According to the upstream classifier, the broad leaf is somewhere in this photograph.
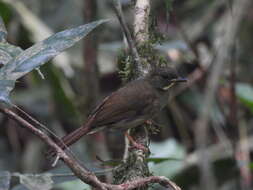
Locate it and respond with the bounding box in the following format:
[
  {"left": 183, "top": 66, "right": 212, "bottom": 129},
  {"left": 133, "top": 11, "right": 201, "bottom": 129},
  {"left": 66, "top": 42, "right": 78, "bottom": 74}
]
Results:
[
  {"left": 0, "top": 43, "right": 23, "bottom": 65},
  {"left": 147, "top": 157, "right": 182, "bottom": 164},
  {"left": 0, "top": 19, "right": 109, "bottom": 105}
]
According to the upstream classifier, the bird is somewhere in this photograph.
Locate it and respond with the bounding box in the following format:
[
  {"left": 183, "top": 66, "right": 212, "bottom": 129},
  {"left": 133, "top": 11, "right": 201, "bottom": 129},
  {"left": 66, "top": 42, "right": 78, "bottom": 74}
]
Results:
[{"left": 48, "top": 67, "right": 186, "bottom": 155}]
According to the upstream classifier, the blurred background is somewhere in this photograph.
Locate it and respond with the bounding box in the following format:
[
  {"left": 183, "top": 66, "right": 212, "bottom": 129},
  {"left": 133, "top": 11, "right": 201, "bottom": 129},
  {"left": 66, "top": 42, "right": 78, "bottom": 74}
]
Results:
[{"left": 0, "top": 0, "right": 252, "bottom": 189}]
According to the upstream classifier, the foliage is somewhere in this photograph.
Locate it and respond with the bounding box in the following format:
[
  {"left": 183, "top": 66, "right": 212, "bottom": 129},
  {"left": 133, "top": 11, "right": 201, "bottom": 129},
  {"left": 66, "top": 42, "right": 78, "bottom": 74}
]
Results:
[
  {"left": 236, "top": 83, "right": 253, "bottom": 113},
  {"left": 0, "top": 19, "right": 108, "bottom": 105}
]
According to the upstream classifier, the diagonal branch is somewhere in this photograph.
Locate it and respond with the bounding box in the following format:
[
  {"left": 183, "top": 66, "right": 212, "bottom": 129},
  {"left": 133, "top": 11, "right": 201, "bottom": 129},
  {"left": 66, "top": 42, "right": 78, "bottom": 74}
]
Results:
[
  {"left": 0, "top": 106, "right": 181, "bottom": 190},
  {"left": 0, "top": 107, "right": 106, "bottom": 190}
]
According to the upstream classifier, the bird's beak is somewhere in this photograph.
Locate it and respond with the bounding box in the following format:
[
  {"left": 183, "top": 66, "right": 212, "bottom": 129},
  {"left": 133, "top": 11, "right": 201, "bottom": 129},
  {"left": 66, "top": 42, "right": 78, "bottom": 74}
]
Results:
[{"left": 162, "top": 77, "right": 187, "bottom": 91}]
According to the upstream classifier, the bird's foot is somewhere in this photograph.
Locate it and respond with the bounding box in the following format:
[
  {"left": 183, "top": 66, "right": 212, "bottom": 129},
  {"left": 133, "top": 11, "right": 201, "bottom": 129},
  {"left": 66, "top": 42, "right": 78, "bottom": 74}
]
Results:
[
  {"left": 125, "top": 132, "right": 149, "bottom": 153},
  {"left": 128, "top": 143, "right": 149, "bottom": 152}
]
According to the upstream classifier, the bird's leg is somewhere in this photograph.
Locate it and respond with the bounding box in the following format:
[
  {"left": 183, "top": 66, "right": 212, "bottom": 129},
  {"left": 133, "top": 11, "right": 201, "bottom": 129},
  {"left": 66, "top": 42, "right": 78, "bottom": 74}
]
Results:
[{"left": 125, "top": 131, "right": 149, "bottom": 152}]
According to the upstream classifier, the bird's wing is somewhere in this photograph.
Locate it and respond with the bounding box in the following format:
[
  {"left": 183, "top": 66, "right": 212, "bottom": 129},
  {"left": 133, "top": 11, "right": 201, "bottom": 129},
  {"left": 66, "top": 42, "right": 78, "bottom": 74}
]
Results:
[{"left": 88, "top": 80, "right": 157, "bottom": 130}]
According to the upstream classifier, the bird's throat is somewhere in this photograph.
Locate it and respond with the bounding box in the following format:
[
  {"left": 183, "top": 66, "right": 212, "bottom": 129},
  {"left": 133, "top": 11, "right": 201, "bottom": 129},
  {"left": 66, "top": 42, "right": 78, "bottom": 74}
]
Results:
[{"left": 162, "top": 83, "right": 175, "bottom": 91}]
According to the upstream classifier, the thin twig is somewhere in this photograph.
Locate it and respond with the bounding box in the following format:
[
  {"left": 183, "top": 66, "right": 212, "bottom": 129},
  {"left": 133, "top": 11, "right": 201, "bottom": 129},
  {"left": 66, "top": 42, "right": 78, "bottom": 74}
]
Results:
[
  {"left": 112, "top": 0, "right": 141, "bottom": 66},
  {"left": 104, "top": 176, "right": 181, "bottom": 190},
  {"left": 12, "top": 104, "right": 78, "bottom": 161}
]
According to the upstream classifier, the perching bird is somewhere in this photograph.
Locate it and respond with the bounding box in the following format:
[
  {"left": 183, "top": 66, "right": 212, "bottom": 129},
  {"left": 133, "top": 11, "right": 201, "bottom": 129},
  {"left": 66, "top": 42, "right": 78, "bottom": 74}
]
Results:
[{"left": 49, "top": 67, "right": 186, "bottom": 154}]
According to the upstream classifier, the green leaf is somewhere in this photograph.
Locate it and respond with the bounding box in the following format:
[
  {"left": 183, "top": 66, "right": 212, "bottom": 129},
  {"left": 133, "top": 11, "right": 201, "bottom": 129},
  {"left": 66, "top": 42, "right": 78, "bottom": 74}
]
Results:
[
  {"left": 250, "top": 162, "right": 253, "bottom": 170},
  {"left": 236, "top": 83, "right": 253, "bottom": 113},
  {"left": 149, "top": 139, "right": 185, "bottom": 177},
  {"left": 0, "top": 19, "right": 109, "bottom": 105},
  {"left": 147, "top": 157, "right": 182, "bottom": 164},
  {"left": 164, "top": 0, "right": 174, "bottom": 12}
]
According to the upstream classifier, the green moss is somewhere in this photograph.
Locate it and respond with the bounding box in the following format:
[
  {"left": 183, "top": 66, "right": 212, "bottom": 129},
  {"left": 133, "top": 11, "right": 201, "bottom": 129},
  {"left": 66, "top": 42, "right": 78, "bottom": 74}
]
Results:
[
  {"left": 149, "top": 15, "right": 166, "bottom": 45},
  {"left": 117, "top": 12, "right": 172, "bottom": 82},
  {"left": 117, "top": 51, "right": 135, "bottom": 83},
  {"left": 117, "top": 42, "right": 170, "bottom": 82}
]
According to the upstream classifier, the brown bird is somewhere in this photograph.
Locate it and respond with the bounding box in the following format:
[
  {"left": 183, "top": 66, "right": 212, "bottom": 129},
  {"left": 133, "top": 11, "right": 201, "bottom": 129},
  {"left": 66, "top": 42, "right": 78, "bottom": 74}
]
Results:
[{"left": 49, "top": 67, "right": 186, "bottom": 154}]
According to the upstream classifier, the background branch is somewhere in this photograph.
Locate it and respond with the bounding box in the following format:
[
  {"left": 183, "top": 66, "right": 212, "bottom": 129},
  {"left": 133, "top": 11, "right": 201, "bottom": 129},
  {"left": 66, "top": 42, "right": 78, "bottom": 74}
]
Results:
[
  {"left": 194, "top": 0, "right": 252, "bottom": 189},
  {"left": 112, "top": 0, "right": 141, "bottom": 69}
]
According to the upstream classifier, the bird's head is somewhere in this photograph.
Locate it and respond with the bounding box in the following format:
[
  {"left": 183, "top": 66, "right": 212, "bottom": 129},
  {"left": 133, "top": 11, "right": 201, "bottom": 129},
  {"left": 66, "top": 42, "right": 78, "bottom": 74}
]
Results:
[{"left": 148, "top": 67, "right": 187, "bottom": 91}]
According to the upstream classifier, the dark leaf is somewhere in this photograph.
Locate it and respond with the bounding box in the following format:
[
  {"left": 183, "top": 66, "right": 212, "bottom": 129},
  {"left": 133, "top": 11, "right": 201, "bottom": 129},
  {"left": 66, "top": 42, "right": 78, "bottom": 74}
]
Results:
[{"left": 147, "top": 157, "right": 182, "bottom": 164}]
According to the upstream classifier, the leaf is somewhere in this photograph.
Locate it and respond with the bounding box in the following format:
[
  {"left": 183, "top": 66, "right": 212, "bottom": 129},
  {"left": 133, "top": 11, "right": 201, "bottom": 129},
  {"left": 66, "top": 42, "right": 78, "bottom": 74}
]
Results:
[
  {"left": 147, "top": 157, "right": 182, "bottom": 164},
  {"left": 149, "top": 139, "right": 185, "bottom": 177},
  {"left": 0, "top": 171, "right": 11, "bottom": 190},
  {"left": 0, "top": 19, "right": 108, "bottom": 80},
  {"left": 0, "top": 43, "right": 23, "bottom": 104},
  {"left": 19, "top": 173, "right": 53, "bottom": 190},
  {"left": 0, "top": 80, "right": 15, "bottom": 105},
  {"left": 0, "top": 16, "right": 7, "bottom": 42},
  {"left": 236, "top": 83, "right": 253, "bottom": 113},
  {"left": 55, "top": 179, "right": 91, "bottom": 190},
  {"left": 95, "top": 155, "right": 123, "bottom": 167},
  {"left": 0, "top": 19, "right": 109, "bottom": 105},
  {"left": 0, "top": 43, "right": 23, "bottom": 65},
  {"left": 250, "top": 162, "right": 253, "bottom": 170}
]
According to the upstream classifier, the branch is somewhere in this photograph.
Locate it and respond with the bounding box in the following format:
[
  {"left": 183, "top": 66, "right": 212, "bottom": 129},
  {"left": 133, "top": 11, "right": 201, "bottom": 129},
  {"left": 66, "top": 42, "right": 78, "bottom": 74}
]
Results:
[
  {"left": 134, "top": 0, "right": 150, "bottom": 44},
  {"left": 0, "top": 106, "right": 181, "bottom": 190},
  {"left": 104, "top": 176, "right": 181, "bottom": 190},
  {"left": 111, "top": 0, "right": 157, "bottom": 189},
  {"left": 0, "top": 107, "right": 106, "bottom": 190},
  {"left": 194, "top": 0, "right": 252, "bottom": 189},
  {"left": 112, "top": 0, "right": 141, "bottom": 67}
]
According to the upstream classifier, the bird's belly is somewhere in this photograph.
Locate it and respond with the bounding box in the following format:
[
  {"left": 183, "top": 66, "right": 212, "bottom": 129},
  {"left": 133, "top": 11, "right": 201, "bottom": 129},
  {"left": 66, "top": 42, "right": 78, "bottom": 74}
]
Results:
[{"left": 109, "top": 117, "right": 146, "bottom": 131}]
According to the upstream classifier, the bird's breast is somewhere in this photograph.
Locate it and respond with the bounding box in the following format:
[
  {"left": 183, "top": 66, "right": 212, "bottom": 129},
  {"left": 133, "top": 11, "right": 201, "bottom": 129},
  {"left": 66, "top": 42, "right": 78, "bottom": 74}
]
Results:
[{"left": 109, "top": 117, "right": 147, "bottom": 131}]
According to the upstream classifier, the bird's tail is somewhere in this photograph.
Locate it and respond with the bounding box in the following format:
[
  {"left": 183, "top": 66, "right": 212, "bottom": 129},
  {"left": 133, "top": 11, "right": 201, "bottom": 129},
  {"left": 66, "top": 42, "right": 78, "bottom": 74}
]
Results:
[
  {"left": 60, "top": 125, "right": 90, "bottom": 148},
  {"left": 46, "top": 119, "right": 93, "bottom": 157}
]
